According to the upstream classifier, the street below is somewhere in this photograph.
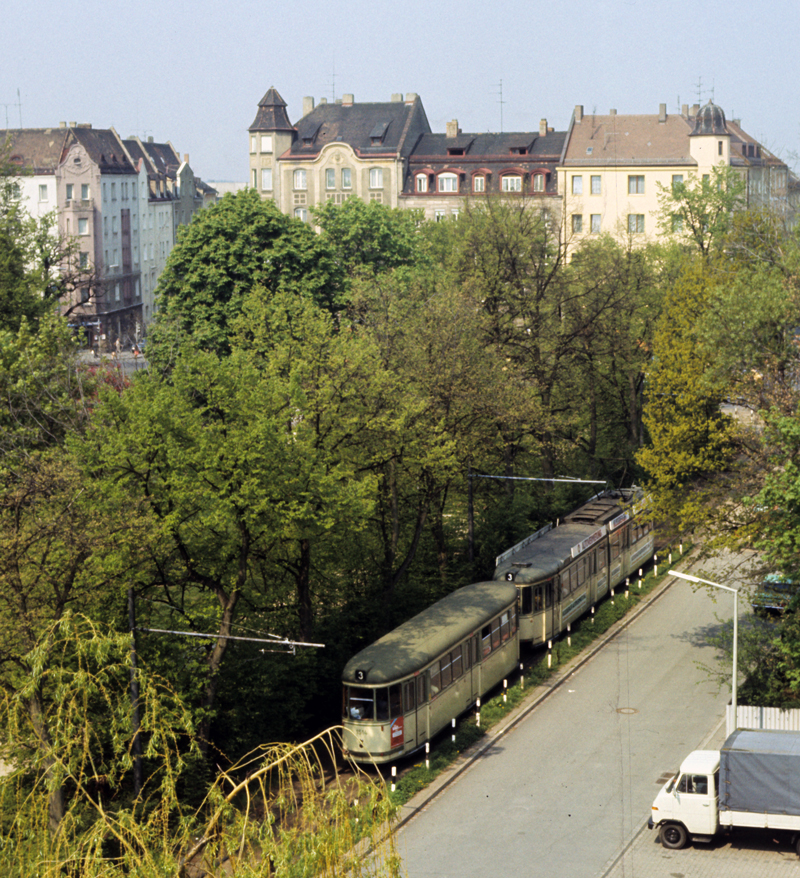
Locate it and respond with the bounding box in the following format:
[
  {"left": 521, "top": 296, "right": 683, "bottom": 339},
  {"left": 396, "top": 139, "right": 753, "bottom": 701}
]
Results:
[{"left": 397, "top": 554, "right": 752, "bottom": 878}]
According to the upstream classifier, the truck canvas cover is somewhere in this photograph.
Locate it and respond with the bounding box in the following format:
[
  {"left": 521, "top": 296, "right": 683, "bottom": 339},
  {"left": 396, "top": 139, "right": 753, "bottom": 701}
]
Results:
[{"left": 720, "top": 729, "right": 800, "bottom": 814}]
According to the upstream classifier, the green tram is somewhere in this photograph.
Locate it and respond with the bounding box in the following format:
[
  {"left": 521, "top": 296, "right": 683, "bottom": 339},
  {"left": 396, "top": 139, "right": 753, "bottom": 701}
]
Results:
[
  {"left": 493, "top": 488, "right": 654, "bottom": 646},
  {"left": 342, "top": 581, "right": 519, "bottom": 764}
]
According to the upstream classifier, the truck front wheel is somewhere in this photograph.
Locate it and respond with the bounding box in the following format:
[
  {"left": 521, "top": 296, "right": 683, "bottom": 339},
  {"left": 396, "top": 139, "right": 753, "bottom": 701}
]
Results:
[{"left": 660, "top": 823, "right": 688, "bottom": 850}]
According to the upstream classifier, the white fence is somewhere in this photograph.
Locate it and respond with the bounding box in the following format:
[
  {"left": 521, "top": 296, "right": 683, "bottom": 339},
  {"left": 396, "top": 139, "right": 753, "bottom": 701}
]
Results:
[{"left": 726, "top": 705, "right": 800, "bottom": 737}]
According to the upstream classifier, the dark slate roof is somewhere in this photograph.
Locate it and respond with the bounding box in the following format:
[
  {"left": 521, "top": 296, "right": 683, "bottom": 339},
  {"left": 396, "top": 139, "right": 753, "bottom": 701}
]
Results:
[
  {"left": 341, "top": 581, "right": 518, "bottom": 685},
  {"left": 121, "top": 138, "right": 153, "bottom": 174},
  {"left": 141, "top": 141, "right": 180, "bottom": 178},
  {"left": 403, "top": 130, "right": 566, "bottom": 196},
  {"left": 0, "top": 128, "right": 68, "bottom": 175},
  {"left": 249, "top": 87, "right": 295, "bottom": 133},
  {"left": 66, "top": 127, "right": 137, "bottom": 174},
  {"left": 287, "top": 96, "right": 430, "bottom": 159}
]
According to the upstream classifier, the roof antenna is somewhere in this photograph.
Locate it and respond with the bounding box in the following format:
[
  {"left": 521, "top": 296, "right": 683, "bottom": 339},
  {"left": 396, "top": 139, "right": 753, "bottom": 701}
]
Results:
[
  {"left": 330, "top": 52, "right": 337, "bottom": 103},
  {"left": 494, "top": 79, "right": 505, "bottom": 133}
]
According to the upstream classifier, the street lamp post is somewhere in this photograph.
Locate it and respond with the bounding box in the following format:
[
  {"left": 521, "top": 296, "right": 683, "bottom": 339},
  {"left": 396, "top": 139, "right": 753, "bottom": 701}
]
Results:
[{"left": 669, "top": 569, "right": 739, "bottom": 730}]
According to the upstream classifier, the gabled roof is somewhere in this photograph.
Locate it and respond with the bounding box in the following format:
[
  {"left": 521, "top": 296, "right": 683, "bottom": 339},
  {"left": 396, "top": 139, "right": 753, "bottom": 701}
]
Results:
[
  {"left": 286, "top": 96, "right": 430, "bottom": 159},
  {"left": 0, "top": 128, "right": 68, "bottom": 175},
  {"left": 409, "top": 130, "right": 565, "bottom": 161},
  {"left": 66, "top": 127, "right": 137, "bottom": 174},
  {"left": 249, "top": 87, "right": 295, "bottom": 133},
  {"left": 563, "top": 112, "right": 694, "bottom": 167}
]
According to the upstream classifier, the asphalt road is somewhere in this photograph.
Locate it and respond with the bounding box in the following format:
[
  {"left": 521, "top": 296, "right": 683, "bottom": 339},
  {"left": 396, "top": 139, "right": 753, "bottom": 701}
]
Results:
[{"left": 397, "top": 557, "right": 751, "bottom": 878}]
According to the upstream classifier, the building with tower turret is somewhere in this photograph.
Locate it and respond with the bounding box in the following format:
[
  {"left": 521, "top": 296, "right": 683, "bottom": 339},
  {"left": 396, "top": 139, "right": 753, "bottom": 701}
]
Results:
[{"left": 559, "top": 100, "right": 797, "bottom": 250}]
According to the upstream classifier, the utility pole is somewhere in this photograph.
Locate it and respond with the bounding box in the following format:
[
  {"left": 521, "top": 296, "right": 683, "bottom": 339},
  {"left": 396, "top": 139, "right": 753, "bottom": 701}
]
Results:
[{"left": 128, "top": 589, "right": 143, "bottom": 798}]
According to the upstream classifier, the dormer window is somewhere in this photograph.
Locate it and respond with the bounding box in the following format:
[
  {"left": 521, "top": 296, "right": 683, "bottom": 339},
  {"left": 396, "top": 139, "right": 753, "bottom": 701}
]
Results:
[
  {"left": 415, "top": 174, "right": 428, "bottom": 193},
  {"left": 370, "top": 121, "right": 390, "bottom": 145},
  {"left": 473, "top": 175, "right": 485, "bottom": 193},
  {"left": 447, "top": 147, "right": 465, "bottom": 156},
  {"left": 501, "top": 175, "right": 522, "bottom": 192},
  {"left": 438, "top": 172, "right": 458, "bottom": 193},
  {"left": 533, "top": 174, "right": 545, "bottom": 193},
  {"left": 510, "top": 147, "right": 528, "bottom": 155}
]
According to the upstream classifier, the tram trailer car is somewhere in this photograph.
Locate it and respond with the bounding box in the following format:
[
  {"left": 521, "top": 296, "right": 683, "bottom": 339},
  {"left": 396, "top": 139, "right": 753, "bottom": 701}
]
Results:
[
  {"left": 342, "top": 581, "right": 519, "bottom": 764},
  {"left": 494, "top": 488, "right": 653, "bottom": 646}
]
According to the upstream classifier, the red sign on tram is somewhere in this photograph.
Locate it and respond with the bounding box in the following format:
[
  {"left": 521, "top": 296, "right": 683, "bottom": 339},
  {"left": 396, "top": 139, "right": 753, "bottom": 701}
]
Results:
[{"left": 390, "top": 716, "right": 404, "bottom": 748}]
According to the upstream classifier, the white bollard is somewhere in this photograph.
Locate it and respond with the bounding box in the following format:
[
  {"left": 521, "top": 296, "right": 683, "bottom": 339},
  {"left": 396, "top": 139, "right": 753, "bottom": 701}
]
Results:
[
  {"left": 391, "top": 766, "right": 396, "bottom": 792},
  {"left": 591, "top": 605, "right": 595, "bottom": 624},
  {"left": 567, "top": 622, "right": 571, "bottom": 647},
  {"left": 476, "top": 698, "right": 481, "bottom": 728},
  {"left": 451, "top": 717, "right": 456, "bottom": 742},
  {"left": 520, "top": 662, "right": 524, "bottom": 689},
  {"left": 425, "top": 742, "right": 430, "bottom": 769},
  {"left": 503, "top": 679, "right": 508, "bottom": 703}
]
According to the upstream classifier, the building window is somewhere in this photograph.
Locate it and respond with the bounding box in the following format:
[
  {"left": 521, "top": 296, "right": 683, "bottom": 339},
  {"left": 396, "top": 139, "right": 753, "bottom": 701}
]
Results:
[
  {"left": 79, "top": 252, "right": 88, "bottom": 269},
  {"left": 111, "top": 182, "right": 116, "bottom": 201},
  {"left": 369, "top": 192, "right": 383, "bottom": 203},
  {"left": 66, "top": 183, "right": 74, "bottom": 201},
  {"left": 671, "top": 214, "right": 683, "bottom": 233},
  {"left": 369, "top": 168, "right": 383, "bottom": 189},
  {"left": 294, "top": 208, "right": 308, "bottom": 222},
  {"left": 590, "top": 214, "right": 601, "bottom": 233},
  {"left": 78, "top": 218, "right": 89, "bottom": 236},
  {"left": 115, "top": 284, "right": 120, "bottom": 302},
  {"left": 628, "top": 214, "right": 645, "bottom": 234},
  {"left": 293, "top": 169, "right": 307, "bottom": 190},
  {"left": 112, "top": 249, "right": 118, "bottom": 266},
  {"left": 572, "top": 214, "right": 583, "bottom": 233},
  {"left": 252, "top": 168, "right": 257, "bottom": 188},
  {"left": 261, "top": 167, "right": 273, "bottom": 191},
  {"left": 38, "top": 184, "right": 48, "bottom": 201},
  {"left": 415, "top": 174, "right": 428, "bottom": 193},
  {"left": 342, "top": 168, "right": 352, "bottom": 189},
  {"left": 702, "top": 174, "right": 710, "bottom": 185},
  {"left": 590, "top": 175, "right": 601, "bottom": 195},
  {"left": 628, "top": 175, "right": 645, "bottom": 194},
  {"left": 250, "top": 135, "right": 256, "bottom": 153},
  {"left": 473, "top": 175, "right": 485, "bottom": 193},
  {"left": 435, "top": 209, "right": 446, "bottom": 221},
  {"left": 81, "top": 183, "right": 90, "bottom": 200},
  {"left": 718, "top": 140, "right": 723, "bottom": 156},
  {"left": 112, "top": 216, "right": 118, "bottom": 234},
  {"left": 533, "top": 174, "right": 544, "bottom": 193},
  {"left": 261, "top": 134, "right": 273, "bottom": 153},
  {"left": 502, "top": 175, "right": 522, "bottom": 192},
  {"left": 672, "top": 174, "right": 684, "bottom": 189},
  {"left": 571, "top": 175, "right": 583, "bottom": 195},
  {"left": 326, "top": 168, "right": 336, "bottom": 190},
  {"left": 438, "top": 172, "right": 458, "bottom": 193}
]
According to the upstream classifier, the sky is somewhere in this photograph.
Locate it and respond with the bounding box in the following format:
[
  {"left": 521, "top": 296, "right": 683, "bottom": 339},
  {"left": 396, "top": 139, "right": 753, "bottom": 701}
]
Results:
[{"left": 4, "top": 0, "right": 799, "bottom": 183}]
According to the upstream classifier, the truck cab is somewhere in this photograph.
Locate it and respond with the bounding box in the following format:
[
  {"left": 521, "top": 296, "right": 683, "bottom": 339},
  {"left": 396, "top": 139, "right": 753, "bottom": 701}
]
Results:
[{"left": 650, "top": 750, "right": 720, "bottom": 848}]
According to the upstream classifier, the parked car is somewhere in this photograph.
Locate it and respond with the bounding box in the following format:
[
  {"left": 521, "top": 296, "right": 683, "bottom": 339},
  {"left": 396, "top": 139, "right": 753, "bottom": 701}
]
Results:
[{"left": 752, "top": 573, "right": 799, "bottom": 615}]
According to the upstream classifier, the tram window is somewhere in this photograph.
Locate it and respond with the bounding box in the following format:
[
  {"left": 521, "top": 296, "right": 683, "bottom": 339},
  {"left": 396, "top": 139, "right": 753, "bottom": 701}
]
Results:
[
  {"left": 578, "top": 558, "right": 587, "bottom": 585},
  {"left": 463, "top": 641, "right": 471, "bottom": 671},
  {"left": 610, "top": 533, "right": 621, "bottom": 560},
  {"left": 417, "top": 674, "right": 427, "bottom": 704},
  {"left": 521, "top": 585, "right": 532, "bottom": 615},
  {"left": 389, "top": 684, "right": 402, "bottom": 718},
  {"left": 491, "top": 618, "right": 501, "bottom": 649},
  {"left": 452, "top": 649, "right": 463, "bottom": 680},
  {"left": 441, "top": 655, "right": 453, "bottom": 688},
  {"left": 376, "top": 688, "right": 390, "bottom": 721},
  {"left": 430, "top": 662, "right": 441, "bottom": 696},
  {"left": 511, "top": 606, "right": 517, "bottom": 633},
  {"left": 545, "top": 581, "right": 554, "bottom": 608},
  {"left": 346, "top": 687, "right": 374, "bottom": 721},
  {"left": 481, "top": 625, "right": 492, "bottom": 657},
  {"left": 500, "top": 611, "right": 510, "bottom": 642},
  {"left": 532, "top": 586, "right": 543, "bottom": 612},
  {"left": 596, "top": 547, "right": 606, "bottom": 571},
  {"left": 404, "top": 680, "right": 415, "bottom": 713}
]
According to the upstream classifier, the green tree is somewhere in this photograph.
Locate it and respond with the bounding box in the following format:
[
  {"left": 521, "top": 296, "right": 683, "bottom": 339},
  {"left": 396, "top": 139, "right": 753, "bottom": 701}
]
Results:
[
  {"left": 637, "top": 259, "right": 735, "bottom": 532},
  {"left": 149, "top": 189, "right": 345, "bottom": 358},
  {"left": 656, "top": 165, "right": 747, "bottom": 259}
]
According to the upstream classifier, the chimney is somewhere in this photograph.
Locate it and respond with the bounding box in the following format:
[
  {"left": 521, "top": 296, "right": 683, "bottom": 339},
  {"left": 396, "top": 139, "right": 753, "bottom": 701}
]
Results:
[
  {"left": 59, "top": 121, "right": 67, "bottom": 128},
  {"left": 302, "top": 96, "right": 315, "bottom": 116},
  {"left": 682, "top": 104, "right": 689, "bottom": 117},
  {"left": 319, "top": 97, "right": 327, "bottom": 105},
  {"left": 405, "top": 92, "right": 418, "bottom": 104},
  {"left": 610, "top": 109, "right": 617, "bottom": 115},
  {"left": 147, "top": 136, "right": 154, "bottom": 143},
  {"left": 691, "top": 104, "right": 700, "bottom": 116},
  {"left": 659, "top": 103, "right": 667, "bottom": 123},
  {"left": 574, "top": 105, "right": 584, "bottom": 123},
  {"left": 539, "top": 118, "right": 548, "bottom": 137},
  {"left": 446, "top": 119, "right": 459, "bottom": 138},
  {"left": 391, "top": 93, "right": 402, "bottom": 102},
  {"left": 69, "top": 121, "right": 77, "bottom": 127},
  {"left": 342, "top": 93, "right": 354, "bottom": 105},
  {"left": 184, "top": 153, "right": 189, "bottom": 164}
]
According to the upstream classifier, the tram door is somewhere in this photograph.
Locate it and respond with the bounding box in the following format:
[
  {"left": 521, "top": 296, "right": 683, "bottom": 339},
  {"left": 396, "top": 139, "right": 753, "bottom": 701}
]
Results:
[
  {"left": 522, "top": 580, "right": 555, "bottom": 644},
  {"left": 402, "top": 679, "right": 418, "bottom": 751}
]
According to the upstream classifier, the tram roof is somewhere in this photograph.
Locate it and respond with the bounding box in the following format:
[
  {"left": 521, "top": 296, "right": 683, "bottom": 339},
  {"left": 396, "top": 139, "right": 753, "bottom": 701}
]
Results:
[
  {"left": 494, "top": 522, "right": 602, "bottom": 582},
  {"left": 342, "top": 581, "right": 518, "bottom": 686}
]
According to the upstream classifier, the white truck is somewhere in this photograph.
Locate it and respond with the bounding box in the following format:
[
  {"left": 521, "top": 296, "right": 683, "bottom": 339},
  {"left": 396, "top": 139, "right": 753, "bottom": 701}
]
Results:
[{"left": 649, "top": 729, "right": 800, "bottom": 855}]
